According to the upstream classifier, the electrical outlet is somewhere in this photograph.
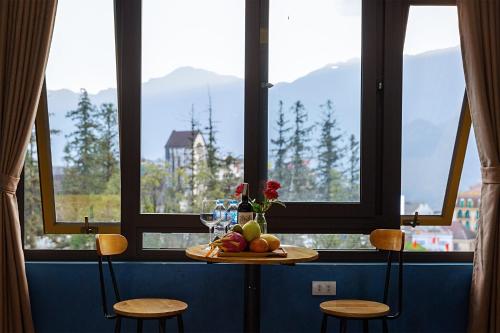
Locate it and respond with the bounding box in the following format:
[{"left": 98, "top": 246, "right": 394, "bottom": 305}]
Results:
[{"left": 312, "top": 281, "right": 336, "bottom": 296}]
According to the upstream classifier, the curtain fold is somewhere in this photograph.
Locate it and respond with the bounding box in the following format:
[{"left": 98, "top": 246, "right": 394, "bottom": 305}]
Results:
[
  {"left": 457, "top": 1, "right": 500, "bottom": 332},
  {"left": 0, "top": 1, "right": 57, "bottom": 332}
]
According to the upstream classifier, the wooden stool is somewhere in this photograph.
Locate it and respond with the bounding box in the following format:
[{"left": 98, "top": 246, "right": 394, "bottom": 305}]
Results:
[
  {"left": 319, "top": 229, "right": 405, "bottom": 333},
  {"left": 96, "top": 234, "right": 188, "bottom": 333}
]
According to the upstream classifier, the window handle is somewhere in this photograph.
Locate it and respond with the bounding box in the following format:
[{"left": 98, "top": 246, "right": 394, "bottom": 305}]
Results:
[
  {"left": 261, "top": 82, "right": 274, "bottom": 89},
  {"left": 402, "top": 212, "right": 419, "bottom": 228},
  {"left": 81, "top": 216, "right": 98, "bottom": 234}
]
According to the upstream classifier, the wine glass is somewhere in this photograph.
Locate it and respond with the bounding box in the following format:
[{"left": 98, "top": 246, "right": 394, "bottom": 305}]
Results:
[{"left": 200, "top": 199, "right": 222, "bottom": 245}]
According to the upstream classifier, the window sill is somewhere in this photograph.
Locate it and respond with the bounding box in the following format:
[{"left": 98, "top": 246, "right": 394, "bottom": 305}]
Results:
[{"left": 24, "top": 248, "right": 473, "bottom": 263}]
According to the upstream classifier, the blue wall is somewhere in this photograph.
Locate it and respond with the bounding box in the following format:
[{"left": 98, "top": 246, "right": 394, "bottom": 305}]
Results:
[{"left": 27, "top": 262, "right": 471, "bottom": 333}]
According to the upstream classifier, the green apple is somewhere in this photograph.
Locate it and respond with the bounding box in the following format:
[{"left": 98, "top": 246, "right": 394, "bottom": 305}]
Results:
[{"left": 242, "top": 220, "right": 261, "bottom": 242}]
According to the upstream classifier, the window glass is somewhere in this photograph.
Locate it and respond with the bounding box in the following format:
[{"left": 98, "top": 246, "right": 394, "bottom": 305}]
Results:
[
  {"left": 143, "top": 233, "right": 372, "bottom": 250},
  {"left": 403, "top": 128, "right": 480, "bottom": 252},
  {"left": 401, "top": 6, "right": 464, "bottom": 215},
  {"left": 24, "top": 129, "right": 96, "bottom": 250},
  {"left": 140, "top": 0, "right": 244, "bottom": 214},
  {"left": 44, "top": 0, "right": 120, "bottom": 223},
  {"left": 268, "top": 0, "right": 361, "bottom": 202}
]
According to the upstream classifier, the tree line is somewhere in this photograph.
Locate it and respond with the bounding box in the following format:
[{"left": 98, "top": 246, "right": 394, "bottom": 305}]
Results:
[
  {"left": 23, "top": 89, "right": 360, "bottom": 249},
  {"left": 270, "top": 99, "right": 360, "bottom": 202},
  {"left": 62, "top": 89, "right": 120, "bottom": 196}
]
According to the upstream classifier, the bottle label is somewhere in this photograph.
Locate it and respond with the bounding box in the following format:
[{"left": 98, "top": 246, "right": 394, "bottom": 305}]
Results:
[{"left": 238, "top": 212, "right": 253, "bottom": 226}]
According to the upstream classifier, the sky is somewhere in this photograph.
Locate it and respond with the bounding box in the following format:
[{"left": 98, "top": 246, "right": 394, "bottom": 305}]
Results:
[{"left": 46, "top": 0, "right": 461, "bottom": 94}]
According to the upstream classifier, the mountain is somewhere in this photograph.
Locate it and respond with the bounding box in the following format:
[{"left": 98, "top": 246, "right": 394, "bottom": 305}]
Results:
[{"left": 46, "top": 46, "right": 480, "bottom": 209}]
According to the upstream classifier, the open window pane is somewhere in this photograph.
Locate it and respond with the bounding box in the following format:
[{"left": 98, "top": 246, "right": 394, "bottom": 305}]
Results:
[
  {"left": 267, "top": 0, "right": 362, "bottom": 202},
  {"left": 401, "top": 6, "right": 465, "bottom": 215},
  {"left": 403, "top": 128, "right": 480, "bottom": 252},
  {"left": 44, "top": 0, "right": 120, "bottom": 223},
  {"left": 140, "top": 0, "right": 245, "bottom": 214},
  {"left": 24, "top": 129, "right": 96, "bottom": 250}
]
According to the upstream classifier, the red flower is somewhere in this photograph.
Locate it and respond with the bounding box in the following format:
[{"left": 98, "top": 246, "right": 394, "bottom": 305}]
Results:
[
  {"left": 266, "top": 180, "right": 281, "bottom": 190},
  {"left": 235, "top": 183, "right": 244, "bottom": 197},
  {"left": 264, "top": 188, "right": 279, "bottom": 200}
]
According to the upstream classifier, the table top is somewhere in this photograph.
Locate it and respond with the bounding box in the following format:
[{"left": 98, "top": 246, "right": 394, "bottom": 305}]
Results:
[{"left": 185, "top": 244, "right": 319, "bottom": 265}]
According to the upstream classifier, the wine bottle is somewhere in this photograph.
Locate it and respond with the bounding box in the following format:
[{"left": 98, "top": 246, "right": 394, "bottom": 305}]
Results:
[{"left": 238, "top": 183, "right": 253, "bottom": 226}]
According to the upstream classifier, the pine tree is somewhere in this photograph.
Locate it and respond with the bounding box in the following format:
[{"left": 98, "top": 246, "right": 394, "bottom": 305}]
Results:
[
  {"left": 270, "top": 100, "right": 291, "bottom": 185},
  {"left": 346, "top": 134, "right": 360, "bottom": 201},
  {"left": 96, "top": 103, "right": 119, "bottom": 184},
  {"left": 62, "top": 89, "right": 102, "bottom": 194},
  {"left": 187, "top": 104, "right": 199, "bottom": 209},
  {"left": 204, "top": 90, "right": 220, "bottom": 194},
  {"left": 205, "top": 91, "right": 218, "bottom": 174},
  {"left": 220, "top": 154, "right": 240, "bottom": 196},
  {"left": 288, "top": 100, "right": 315, "bottom": 200},
  {"left": 316, "top": 100, "right": 343, "bottom": 201}
]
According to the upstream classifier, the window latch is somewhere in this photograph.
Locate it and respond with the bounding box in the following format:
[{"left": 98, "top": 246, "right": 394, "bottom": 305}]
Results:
[
  {"left": 81, "top": 216, "right": 98, "bottom": 234},
  {"left": 261, "top": 82, "right": 274, "bottom": 89},
  {"left": 402, "top": 212, "right": 419, "bottom": 228}
]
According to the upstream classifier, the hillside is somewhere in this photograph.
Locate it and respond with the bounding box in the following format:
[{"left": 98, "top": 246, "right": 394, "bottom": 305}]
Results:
[{"left": 46, "top": 46, "right": 479, "bottom": 208}]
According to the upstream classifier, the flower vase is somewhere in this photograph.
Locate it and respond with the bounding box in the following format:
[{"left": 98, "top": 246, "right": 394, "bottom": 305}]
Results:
[{"left": 255, "top": 213, "right": 267, "bottom": 234}]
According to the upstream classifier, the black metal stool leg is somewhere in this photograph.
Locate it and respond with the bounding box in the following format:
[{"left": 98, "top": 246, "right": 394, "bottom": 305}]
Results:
[
  {"left": 320, "top": 314, "right": 328, "bottom": 333},
  {"left": 136, "top": 319, "right": 143, "bottom": 333},
  {"left": 382, "top": 318, "right": 388, "bottom": 333},
  {"left": 177, "top": 314, "right": 184, "bottom": 333},
  {"left": 114, "top": 316, "right": 121, "bottom": 333},
  {"left": 159, "top": 318, "right": 166, "bottom": 333},
  {"left": 363, "top": 319, "right": 369, "bottom": 333},
  {"left": 339, "top": 319, "right": 347, "bottom": 333}
]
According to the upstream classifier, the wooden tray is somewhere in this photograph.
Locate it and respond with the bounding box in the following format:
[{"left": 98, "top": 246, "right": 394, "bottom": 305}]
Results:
[{"left": 216, "top": 247, "right": 288, "bottom": 258}]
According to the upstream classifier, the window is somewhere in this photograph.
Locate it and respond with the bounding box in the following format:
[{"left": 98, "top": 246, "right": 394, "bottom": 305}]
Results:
[
  {"left": 268, "top": 0, "right": 361, "bottom": 203},
  {"left": 401, "top": 5, "right": 465, "bottom": 219},
  {"left": 139, "top": 0, "right": 245, "bottom": 215},
  {"left": 24, "top": 0, "right": 476, "bottom": 258},
  {"left": 26, "top": 0, "right": 120, "bottom": 242}
]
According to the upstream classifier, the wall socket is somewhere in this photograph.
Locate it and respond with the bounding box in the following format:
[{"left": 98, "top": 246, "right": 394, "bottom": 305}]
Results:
[{"left": 312, "top": 281, "right": 336, "bottom": 296}]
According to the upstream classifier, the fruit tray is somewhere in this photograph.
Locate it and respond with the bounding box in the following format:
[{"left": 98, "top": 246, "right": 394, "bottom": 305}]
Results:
[{"left": 216, "top": 247, "right": 288, "bottom": 258}]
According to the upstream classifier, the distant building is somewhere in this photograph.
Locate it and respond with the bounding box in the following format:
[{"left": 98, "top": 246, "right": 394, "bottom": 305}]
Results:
[
  {"left": 404, "top": 226, "right": 453, "bottom": 251},
  {"left": 450, "top": 221, "right": 476, "bottom": 251},
  {"left": 164, "top": 130, "right": 206, "bottom": 173},
  {"left": 453, "top": 183, "right": 481, "bottom": 232}
]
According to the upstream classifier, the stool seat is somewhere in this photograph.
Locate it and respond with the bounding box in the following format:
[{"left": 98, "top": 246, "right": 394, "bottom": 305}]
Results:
[
  {"left": 320, "top": 299, "right": 390, "bottom": 318},
  {"left": 113, "top": 298, "right": 188, "bottom": 318}
]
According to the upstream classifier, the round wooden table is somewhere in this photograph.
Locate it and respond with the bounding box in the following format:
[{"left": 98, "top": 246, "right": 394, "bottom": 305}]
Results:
[{"left": 186, "top": 245, "right": 318, "bottom": 333}]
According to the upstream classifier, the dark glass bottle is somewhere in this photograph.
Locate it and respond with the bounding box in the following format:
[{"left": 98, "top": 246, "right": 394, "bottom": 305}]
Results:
[{"left": 237, "top": 183, "right": 253, "bottom": 226}]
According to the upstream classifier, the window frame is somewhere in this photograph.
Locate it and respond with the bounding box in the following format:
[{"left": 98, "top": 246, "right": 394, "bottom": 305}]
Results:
[
  {"left": 400, "top": 0, "right": 473, "bottom": 227},
  {"left": 35, "top": 82, "right": 120, "bottom": 234},
  {"left": 22, "top": 0, "right": 475, "bottom": 261}
]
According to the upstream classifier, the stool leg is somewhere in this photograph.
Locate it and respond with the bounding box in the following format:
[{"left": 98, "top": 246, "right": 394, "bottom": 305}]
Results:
[
  {"left": 363, "top": 319, "right": 369, "bottom": 333},
  {"left": 320, "top": 314, "right": 328, "bottom": 333},
  {"left": 114, "top": 316, "right": 121, "bottom": 333},
  {"left": 177, "top": 314, "right": 184, "bottom": 333},
  {"left": 159, "top": 318, "right": 166, "bottom": 333},
  {"left": 382, "top": 318, "right": 388, "bottom": 333},
  {"left": 339, "top": 319, "right": 347, "bottom": 333},
  {"left": 136, "top": 319, "right": 143, "bottom": 333}
]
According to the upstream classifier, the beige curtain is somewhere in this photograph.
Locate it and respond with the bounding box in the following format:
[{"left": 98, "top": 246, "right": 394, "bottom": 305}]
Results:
[
  {"left": 0, "top": 1, "right": 57, "bottom": 332},
  {"left": 457, "top": 1, "right": 500, "bottom": 332}
]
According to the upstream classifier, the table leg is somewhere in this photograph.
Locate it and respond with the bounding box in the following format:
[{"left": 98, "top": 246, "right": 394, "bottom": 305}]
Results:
[{"left": 244, "top": 264, "right": 261, "bottom": 333}]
